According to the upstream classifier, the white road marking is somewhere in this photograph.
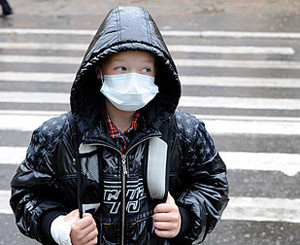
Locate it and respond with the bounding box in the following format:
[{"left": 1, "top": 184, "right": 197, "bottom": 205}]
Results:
[
  {"left": 0, "top": 114, "right": 53, "bottom": 131},
  {"left": 221, "top": 197, "right": 300, "bottom": 223},
  {"left": 0, "top": 190, "right": 12, "bottom": 214},
  {"left": 0, "top": 55, "right": 80, "bottom": 64},
  {"left": 2, "top": 55, "right": 300, "bottom": 69},
  {"left": 2, "top": 112, "right": 299, "bottom": 135},
  {"left": 0, "top": 147, "right": 27, "bottom": 164},
  {"left": 179, "top": 96, "right": 300, "bottom": 110},
  {"left": 1, "top": 146, "right": 299, "bottom": 176},
  {"left": 0, "top": 91, "right": 69, "bottom": 104},
  {"left": 3, "top": 110, "right": 299, "bottom": 122},
  {"left": 1, "top": 189, "right": 299, "bottom": 223},
  {"left": 1, "top": 28, "right": 300, "bottom": 39},
  {"left": 1, "top": 92, "right": 300, "bottom": 110},
  {"left": 195, "top": 114, "right": 300, "bottom": 122},
  {"left": 202, "top": 118, "right": 300, "bottom": 136},
  {"left": 197, "top": 31, "right": 300, "bottom": 39},
  {"left": 0, "top": 90, "right": 298, "bottom": 112},
  {"left": 1, "top": 72, "right": 300, "bottom": 89},
  {"left": 175, "top": 59, "right": 300, "bottom": 69},
  {"left": 0, "top": 28, "right": 96, "bottom": 35},
  {"left": 0, "top": 42, "right": 88, "bottom": 51},
  {"left": 169, "top": 45, "right": 295, "bottom": 55},
  {"left": 0, "top": 110, "right": 65, "bottom": 116},
  {"left": 0, "top": 42, "right": 295, "bottom": 55},
  {"left": 0, "top": 72, "right": 75, "bottom": 82},
  {"left": 219, "top": 152, "right": 300, "bottom": 176},
  {"left": 1, "top": 113, "right": 300, "bottom": 135},
  {"left": 180, "top": 76, "right": 300, "bottom": 88},
  {"left": 163, "top": 31, "right": 300, "bottom": 39}
]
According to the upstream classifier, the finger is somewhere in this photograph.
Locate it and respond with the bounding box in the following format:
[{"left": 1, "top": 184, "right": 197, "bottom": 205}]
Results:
[
  {"left": 71, "top": 221, "right": 97, "bottom": 244},
  {"left": 166, "top": 192, "right": 175, "bottom": 204},
  {"left": 86, "top": 235, "right": 98, "bottom": 245},
  {"left": 79, "top": 226, "right": 98, "bottom": 244},
  {"left": 72, "top": 213, "right": 95, "bottom": 231},
  {"left": 153, "top": 213, "right": 174, "bottom": 222},
  {"left": 154, "top": 203, "right": 173, "bottom": 214},
  {"left": 80, "top": 214, "right": 97, "bottom": 232},
  {"left": 65, "top": 209, "right": 79, "bottom": 222},
  {"left": 155, "top": 228, "right": 177, "bottom": 238},
  {"left": 154, "top": 221, "right": 176, "bottom": 230}
]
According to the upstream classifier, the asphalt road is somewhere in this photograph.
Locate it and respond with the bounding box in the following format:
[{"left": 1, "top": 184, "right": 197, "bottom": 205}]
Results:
[{"left": 0, "top": 0, "right": 300, "bottom": 244}]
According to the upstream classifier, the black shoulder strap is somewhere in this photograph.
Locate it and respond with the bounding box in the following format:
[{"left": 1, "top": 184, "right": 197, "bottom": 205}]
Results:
[
  {"left": 67, "top": 111, "right": 83, "bottom": 218},
  {"left": 163, "top": 115, "right": 174, "bottom": 201}
]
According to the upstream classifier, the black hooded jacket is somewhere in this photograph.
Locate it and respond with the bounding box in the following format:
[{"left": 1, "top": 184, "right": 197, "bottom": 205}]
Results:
[{"left": 10, "top": 6, "right": 229, "bottom": 245}]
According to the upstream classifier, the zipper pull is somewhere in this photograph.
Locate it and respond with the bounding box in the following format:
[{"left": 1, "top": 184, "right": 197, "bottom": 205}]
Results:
[{"left": 121, "top": 154, "right": 127, "bottom": 175}]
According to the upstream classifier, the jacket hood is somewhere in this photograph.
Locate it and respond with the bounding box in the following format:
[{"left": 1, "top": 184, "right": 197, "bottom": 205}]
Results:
[{"left": 71, "top": 6, "right": 181, "bottom": 134}]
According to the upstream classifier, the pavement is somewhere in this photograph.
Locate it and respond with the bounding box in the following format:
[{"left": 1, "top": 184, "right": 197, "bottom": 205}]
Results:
[{"left": 0, "top": 0, "right": 300, "bottom": 244}]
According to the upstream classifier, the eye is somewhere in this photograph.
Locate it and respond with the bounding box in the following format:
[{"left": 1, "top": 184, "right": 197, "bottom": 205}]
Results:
[
  {"left": 115, "top": 66, "right": 127, "bottom": 72},
  {"left": 141, "top": 67, "right": 151, "bottom": 73}
]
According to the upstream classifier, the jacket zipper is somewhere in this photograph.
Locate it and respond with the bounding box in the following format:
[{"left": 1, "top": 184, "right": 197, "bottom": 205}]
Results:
[
  {"left": 121, "top": 154, "right": 127, "bottom": 245},
  {"left": 85, "top": 135, "right": 159, "bottom": 245}
]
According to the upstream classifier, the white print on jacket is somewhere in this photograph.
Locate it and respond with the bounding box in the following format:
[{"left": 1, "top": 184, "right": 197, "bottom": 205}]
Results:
[{"left": 103, "top": 178, "right": 146, "bottom": 214}]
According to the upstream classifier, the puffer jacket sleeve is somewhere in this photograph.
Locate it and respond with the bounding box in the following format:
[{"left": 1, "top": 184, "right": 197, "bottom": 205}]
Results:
[
  {"left": 173, "top": 112, "right": 229, "bottom": 244},
  {"left": 10, "top": 115, "right": 70, "bottom": 244}
]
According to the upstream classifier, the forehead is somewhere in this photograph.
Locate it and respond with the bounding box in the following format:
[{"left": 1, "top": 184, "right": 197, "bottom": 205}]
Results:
[{"left": 104, "top": 50, "right": 155, "bottom": 64}]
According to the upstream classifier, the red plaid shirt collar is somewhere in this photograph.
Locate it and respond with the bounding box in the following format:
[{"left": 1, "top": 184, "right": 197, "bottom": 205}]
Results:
[{"left": 103, "top": 104, "right": 140, "bottom": 153}]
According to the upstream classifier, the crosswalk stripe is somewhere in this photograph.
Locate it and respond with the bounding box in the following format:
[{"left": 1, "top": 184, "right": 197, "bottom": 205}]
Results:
[
  {"left": 175, "top": 59, "right": 300, "bottom": 69},
  {"left": 1, "top": 92, "right": 300, "bottom": 110},
  {"left": 201, "top": 117, "right": 300, "bottom": 136},
  {"left": 1, "top": 146, "right": 299, "bottom": 176},
  {"left": 0, "top": 42, "right": 88, "bottom": 51},
  {"left": 1, "top": 28, "right": 300, "bottom": 39},
  {"left": 196, "top": 31, "right": 300, "bottom": 39},
  {"left": 1, "top": 55, "right": 300, "bottom": 69},
  {"left": 0, "top": 147, "right": 26, "bottom": 164},
  {"left": 169, "top": 45, "right": 295, "bottom": 55},
  {"left": 220, "top": 152, "right": 300, "bottom": 176},
  {"left": 0, "top": 42, "right": 295, "bottom": 55},
  {"left": 0, "top": 110, "right": 65, "bottom": 116},
  {"left": 1, "top": 113, "right": 300, "bottom": 135},
  {"left": 0, "top": 190, "right": 12, "bottom": 214},
  {"left": 221, "top": 197, "right": 300, "bottom": 223},
  {"left": 0, "top": 91, "right": 69, "bottom": 104},
  {"left": 180, "top": 76, "right": 300, "bottom": 88},
  {"left": 0, "top": 72, "right": 75, "bottom": 82},
  {"left": 0, "top": 55, "right": 80, "bottom": 64},
  {"left": 0, "top": 28, "right": 96, "bottom": 35},
  {"left": 2, "top": 110, "right": 299, "bottom": 122},
  {"left": 198, "top": 31, "right": 300, "bottom": 39},
  {"left": 1, "top": 189, "right": 299, "bottom": 223},
  {"left": 180, "top": 96, "right": 300, "bottom": 110},
  {"left": 1, "top": 72, "right": 300, "bottom": 89}
]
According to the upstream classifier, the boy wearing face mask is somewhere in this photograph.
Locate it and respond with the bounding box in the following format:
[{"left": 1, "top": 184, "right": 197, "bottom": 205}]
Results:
[{"left": 10, "top": 6, "right": 229, "bottom": 245}]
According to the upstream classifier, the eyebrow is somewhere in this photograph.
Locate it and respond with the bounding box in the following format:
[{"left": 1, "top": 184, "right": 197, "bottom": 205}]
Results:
[
  {"left": 109, "top": 59, "right": 155, "bottom": 66},
  {"left": 111, "top": 58, "right": 154, "bottom": 63},
  {"left": 141, "top": 60, "right": 155, "bottom": 65}
]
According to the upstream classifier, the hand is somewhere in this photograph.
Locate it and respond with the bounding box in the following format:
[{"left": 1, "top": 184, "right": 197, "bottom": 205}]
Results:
[
  {"left": 153, "top": 192, "right": 181, "bottom": 238},
  {"left": 66, "top": 210, "right": 98, "bottom": 245}
]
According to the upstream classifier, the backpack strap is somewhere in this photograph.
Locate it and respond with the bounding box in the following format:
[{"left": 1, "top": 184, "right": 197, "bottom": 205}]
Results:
[
  {"left": 67, "top": 111, "right": 83, "bottom": 218},
  {"left": 145, "top": 115, "right": 173, "bottom": 203}
]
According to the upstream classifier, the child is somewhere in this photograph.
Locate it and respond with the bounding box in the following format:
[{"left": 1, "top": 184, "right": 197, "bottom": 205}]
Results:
[{"left": 10, "top": 6, "right": 229, "bottom": 245}]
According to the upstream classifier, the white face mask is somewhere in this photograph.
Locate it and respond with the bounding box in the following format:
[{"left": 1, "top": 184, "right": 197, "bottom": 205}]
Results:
[{"left": 100, "top": 73, "right": 159, "bottom": 111}]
